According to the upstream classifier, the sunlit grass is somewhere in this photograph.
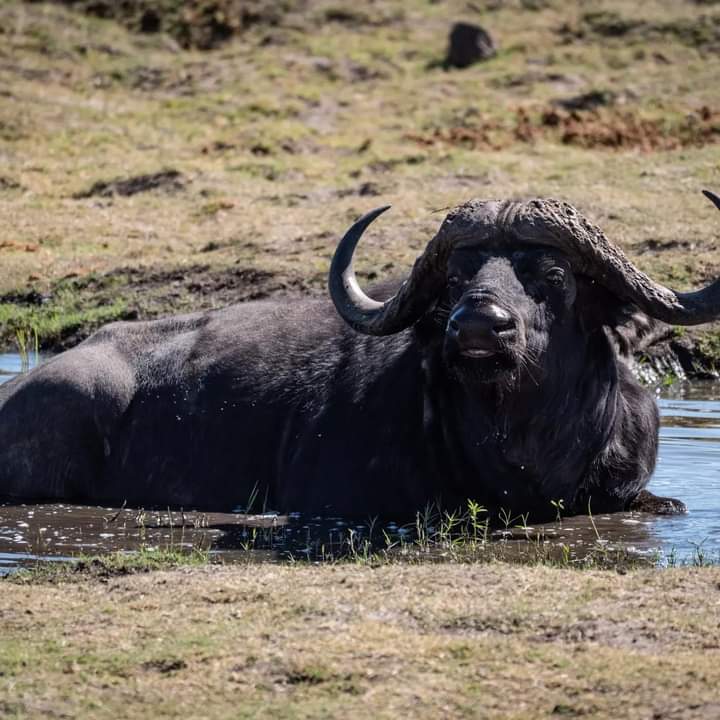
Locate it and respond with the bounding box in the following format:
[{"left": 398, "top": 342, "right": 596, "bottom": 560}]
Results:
[{"left": 0, "top": 295, "right": 129, "bottom": 351}]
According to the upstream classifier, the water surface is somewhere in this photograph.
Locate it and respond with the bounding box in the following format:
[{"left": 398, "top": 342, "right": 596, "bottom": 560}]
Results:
[
  {"left": 0, "top": 352, "right": 43, "bottom": 379},
  {"left": 1, "top": 354, "right": 719, "bottom": 570}
]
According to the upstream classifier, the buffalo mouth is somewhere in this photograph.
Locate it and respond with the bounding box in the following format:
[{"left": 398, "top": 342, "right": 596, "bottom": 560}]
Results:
[
  {"left": 460, "top": 348, "right": 497, "bottom": 359},
  {"left": 445, "top": 341, "right": 519, "bottom": 382}
]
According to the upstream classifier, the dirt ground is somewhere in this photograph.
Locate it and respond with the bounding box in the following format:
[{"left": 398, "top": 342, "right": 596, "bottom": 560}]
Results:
[
  {"left": 2, "top": 563, "right": 720, "bottom": 719},
  {"left": 0, "top": 0, "right": 720, "bottom": 373}
]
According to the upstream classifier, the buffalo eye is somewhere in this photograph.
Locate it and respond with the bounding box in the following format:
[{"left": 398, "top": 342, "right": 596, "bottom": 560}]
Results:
[
  {"left": 545, "top": 268, "right": 565, "bottom": 287},
  {"left": 447, "top": 275, "right": 461, "bottom": 287}
]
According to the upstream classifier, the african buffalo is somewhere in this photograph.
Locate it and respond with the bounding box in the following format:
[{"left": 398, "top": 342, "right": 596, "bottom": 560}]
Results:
[{"left": 2, "top": 193, "right": 719, "bottom": 521}]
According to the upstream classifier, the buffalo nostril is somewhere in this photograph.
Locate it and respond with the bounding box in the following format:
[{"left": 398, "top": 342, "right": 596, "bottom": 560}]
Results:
[
  {"left": 448, "top": 319, "right": 460, "bottom": 333},
  {"left": 478, "top": 304, "right": 514, "bottom": 334}
]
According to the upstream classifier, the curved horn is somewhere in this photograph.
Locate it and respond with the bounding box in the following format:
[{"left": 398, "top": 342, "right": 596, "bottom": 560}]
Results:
[
  {"left": 330, "top": 191, "right": 720, "bottom": 334},
  {"left": 507, "top": 191, "right": 720, "bottom": 326},
  {"left": 329, "top": 203, "right": 490, "bottom": 335},
  {"left": 328, "top": 206, "right": 390, "bottom": 333}
]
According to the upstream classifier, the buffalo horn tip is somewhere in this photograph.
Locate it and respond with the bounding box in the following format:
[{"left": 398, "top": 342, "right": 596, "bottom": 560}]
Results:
[{"left": 702, "top": 189, "right": 720, "bottom": 212}]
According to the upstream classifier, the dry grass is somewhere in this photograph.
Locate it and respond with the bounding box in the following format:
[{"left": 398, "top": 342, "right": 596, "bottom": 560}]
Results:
[{"left": 2, "top": 563, "right": 720, "bottom": 718}]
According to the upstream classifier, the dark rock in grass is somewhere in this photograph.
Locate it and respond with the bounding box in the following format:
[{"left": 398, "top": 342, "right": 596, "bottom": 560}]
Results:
[
  {"left": 0, "top": 289, "right": 47, "bottom": 306},
  {"left": 336, "top": 181, "right": 384, "bottom": 198},
  {"left": 139, "top": 8, "right": 161, "bottom": 34},
  {"left": 142, "top": 658, "right": 188, "bottom": 674},
  {"left": 73, "top": 170, "right": 185, "bottom": 199},
  {"left": 552, "top": 90, "right": 616, "bottom": 112},
  {"left": 445, "top": 22, "right": 497, "bottom": 69},
  {"left": 0, "top": 176, "right": 23, "bottom": 192}
]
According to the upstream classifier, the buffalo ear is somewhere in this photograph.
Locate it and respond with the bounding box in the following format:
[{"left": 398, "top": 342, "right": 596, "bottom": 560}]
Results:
[{"left": 575, "top": 276, "right": 672, "bottom": 357}]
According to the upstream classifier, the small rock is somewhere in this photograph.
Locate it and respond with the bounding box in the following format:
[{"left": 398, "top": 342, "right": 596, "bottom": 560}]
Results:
[
  {"left": 445, "top": 22, "right": 497, "bottom": 69},
  {"left": 139, "top": 9, "right": 161, "bottom": 34}
]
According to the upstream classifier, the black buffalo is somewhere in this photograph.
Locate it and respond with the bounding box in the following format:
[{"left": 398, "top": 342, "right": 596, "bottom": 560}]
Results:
[{"left": 2, "top": 194, "right": 719, "bottom": 521}]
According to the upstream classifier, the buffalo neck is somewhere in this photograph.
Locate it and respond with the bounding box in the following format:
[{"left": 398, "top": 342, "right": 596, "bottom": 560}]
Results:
[{"left": 424, "top": 320, "right": 621, "bottom": 518}]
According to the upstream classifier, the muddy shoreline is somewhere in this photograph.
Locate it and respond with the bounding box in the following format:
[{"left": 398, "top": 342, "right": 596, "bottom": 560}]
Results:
[
  {"left": 2, "top": 262, "right": 719, "bottom": 384},
  {"left": 0, "top": 263, "right": 323, "bottom": 352},
  {"left": 637, "top": 326, "right": 720, "bottom": 383}
]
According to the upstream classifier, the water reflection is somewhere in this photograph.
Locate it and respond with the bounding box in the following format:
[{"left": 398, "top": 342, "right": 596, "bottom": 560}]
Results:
[
  {"left": 0, "top": 352, "right": 43, "bottom": 381},
  {"left": 0, "top": 502, "right": 672, "bottom": 573},
  {"left": 652, "top": 384, "right": 720, "bottom": 562},
  {"left": 0, "top": 356, "right": 719, "bottom": 570}
]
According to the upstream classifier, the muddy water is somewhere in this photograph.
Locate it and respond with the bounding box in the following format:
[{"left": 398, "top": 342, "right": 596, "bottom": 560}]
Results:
[{"left": 0, "top": 354, "right": 719, "bottom": 571}]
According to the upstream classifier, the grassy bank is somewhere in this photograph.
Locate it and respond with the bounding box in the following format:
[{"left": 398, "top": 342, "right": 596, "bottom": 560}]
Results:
[
  {"left": 2, "top": 562, "right": 719, "bottom": 718},
  {"left": 0, "top": 0, "right": 719, "bottom": 364}
]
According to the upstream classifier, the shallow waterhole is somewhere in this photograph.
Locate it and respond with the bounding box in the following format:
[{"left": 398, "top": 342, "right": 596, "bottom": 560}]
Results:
[{"left": 1, "top": 352, "right": 719, "bottom": 571}]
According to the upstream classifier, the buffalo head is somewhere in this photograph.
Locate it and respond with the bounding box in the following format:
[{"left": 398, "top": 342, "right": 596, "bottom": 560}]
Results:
[
  {"left": 329, "top": 192, "right": 720, "bottom": 384},
  {"left": 437, "top": 245, "right": 576, "bottom": 383}
]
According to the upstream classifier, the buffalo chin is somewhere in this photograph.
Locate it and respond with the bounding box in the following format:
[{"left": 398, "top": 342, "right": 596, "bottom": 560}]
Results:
[{"left": 445, "top": 348, "right": 519, "bottom": 384}]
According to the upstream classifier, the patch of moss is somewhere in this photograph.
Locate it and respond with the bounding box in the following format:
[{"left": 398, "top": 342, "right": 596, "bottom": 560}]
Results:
[
  {"left": 9, "top": 547, "right": 213, "bottom": 584},
  {"left": 0, "top": 291, "right": 131, "bottom": 353}
]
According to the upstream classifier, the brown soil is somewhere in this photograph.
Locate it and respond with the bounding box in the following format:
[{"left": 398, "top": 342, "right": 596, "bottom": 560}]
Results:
[
  {"left": 546, "top": 106, "right": 720, "bottom": 151},
  {"left": 408, "top": 106, "right": 720, "bottom": 152}
]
